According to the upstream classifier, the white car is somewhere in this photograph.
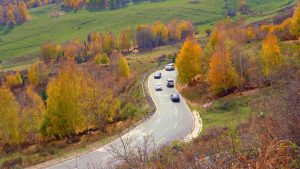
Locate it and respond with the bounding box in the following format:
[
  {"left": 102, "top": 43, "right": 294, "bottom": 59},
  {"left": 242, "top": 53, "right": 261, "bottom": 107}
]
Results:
[
  {"left": 155, "top": 84, "right": 163, "bottom": 91},
  {"left": 165, "top": 65, "right": 175, "bottom": 71},
  {"left": 167, "top": 63, "right": 175, "bottom": 67}
]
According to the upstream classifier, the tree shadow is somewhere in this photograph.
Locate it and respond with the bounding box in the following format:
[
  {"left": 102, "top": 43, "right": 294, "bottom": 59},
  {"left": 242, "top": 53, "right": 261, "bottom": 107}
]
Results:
[{"left": 0, "top": 25, "right": 14, "bottom": 35}]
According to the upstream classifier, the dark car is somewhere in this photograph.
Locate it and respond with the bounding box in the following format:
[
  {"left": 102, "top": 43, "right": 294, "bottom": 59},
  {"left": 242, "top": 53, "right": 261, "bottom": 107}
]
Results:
[
  {"left": 154, "top": 72, "right": 162, "bottom": 79},
  {"left": 166, "top": 79, "right": 174, "bottom": 88},
  {"left": 171, "top": 94, "right": 180, "bottom": 102},
  {"left": 155, "top": 84, "right": 162, "bottom": 91}
]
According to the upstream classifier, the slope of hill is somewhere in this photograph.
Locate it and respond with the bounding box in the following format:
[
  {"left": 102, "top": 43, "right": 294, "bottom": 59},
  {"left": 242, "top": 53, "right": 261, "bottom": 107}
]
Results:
[{"left": 0, "top": 0, "right": 297, "bottom": 70}]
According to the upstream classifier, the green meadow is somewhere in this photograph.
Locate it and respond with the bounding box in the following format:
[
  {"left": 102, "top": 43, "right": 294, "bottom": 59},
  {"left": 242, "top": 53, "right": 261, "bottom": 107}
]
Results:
[{"left": 0, "top": 0, "right": 296, "bottom": 70}]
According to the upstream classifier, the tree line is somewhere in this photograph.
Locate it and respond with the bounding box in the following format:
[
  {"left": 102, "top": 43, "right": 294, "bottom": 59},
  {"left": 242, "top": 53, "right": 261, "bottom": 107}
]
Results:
[
  {"left": 176, "top": 2, "right": 300, "bottom": 94},
  {"left": 0, "top": 0, "right": 58, "bottom": 25},
  {"left": 0, "top": 1, "right": 29, "bottom": 26},
  {"left": 40, "top": 19, "right": 193, "bottom": 64},
  {"left": 0, "top": 0, "right": 165, "bottom": 26}
]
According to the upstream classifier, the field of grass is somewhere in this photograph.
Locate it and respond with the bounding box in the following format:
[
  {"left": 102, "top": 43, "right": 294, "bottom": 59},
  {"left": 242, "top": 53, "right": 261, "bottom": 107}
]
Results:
[
  {"left": 0, "top": 0, "right": 296, "bottom": 70},
  {"left": 198, "top": 93, "right": 258, "bottom": 133}
]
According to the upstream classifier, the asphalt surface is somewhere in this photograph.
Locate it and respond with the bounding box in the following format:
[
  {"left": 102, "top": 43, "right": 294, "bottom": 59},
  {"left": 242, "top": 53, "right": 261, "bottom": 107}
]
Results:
[{"left": 48, "top": 69, "right": 194, "bottom": 169}]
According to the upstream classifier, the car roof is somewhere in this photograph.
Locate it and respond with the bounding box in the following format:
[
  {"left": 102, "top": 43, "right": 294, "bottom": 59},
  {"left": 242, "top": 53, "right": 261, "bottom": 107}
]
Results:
[{"left": 172, "top": 94, "right": 179, "bottom": 98}]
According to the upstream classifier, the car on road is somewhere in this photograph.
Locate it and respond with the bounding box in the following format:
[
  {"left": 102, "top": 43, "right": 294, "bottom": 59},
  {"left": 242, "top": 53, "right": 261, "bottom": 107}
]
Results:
[
  {"left": 166, "top": 79, "right": 174, "bottom": 88},
  {"left": 165, "top": 63, "right": 175, "bottom": 71},
  {"left": 154, "top": 72, "right": 162, "bottom": 79},
  {"left": 155, "top": 84, "right": 162, "bottom": 91},
  {"left": 170, "top": 94, "right": 180, "bottom": 102}
]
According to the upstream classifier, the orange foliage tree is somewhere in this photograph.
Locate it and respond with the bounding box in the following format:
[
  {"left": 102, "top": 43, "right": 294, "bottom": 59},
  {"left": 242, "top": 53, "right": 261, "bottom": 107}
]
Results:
[
  {"left": 208, "top": 47, "right": 239, "bottom": 94},
  {"left": 261, "top": 31, "right": 284, "bottom": 77}
]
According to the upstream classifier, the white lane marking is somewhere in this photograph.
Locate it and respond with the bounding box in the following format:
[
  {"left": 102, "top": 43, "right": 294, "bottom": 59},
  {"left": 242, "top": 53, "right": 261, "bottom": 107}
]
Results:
[
  {"left": 96, "top": 148, "right": 107, "bottom": 152},
  {"left": 103, "top": 154, "right": 113, "bottom": 159},
  {"left": 148, "top": 129, "right": 154, "bottom": 134},
  {"left": 173, "top": 123, "right": 178, "bottom": 129},
  {"left": 157, "top": 137, "right": 166, "bottom": 144},
  {"left": 175, "top": 108, "right": 178, "bottom": 117}
]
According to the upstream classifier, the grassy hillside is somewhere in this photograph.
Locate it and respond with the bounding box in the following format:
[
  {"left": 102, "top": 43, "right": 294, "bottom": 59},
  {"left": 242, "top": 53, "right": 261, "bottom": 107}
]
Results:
[{"left": 0, "top": 0, "right": 296, "bottom": 70}]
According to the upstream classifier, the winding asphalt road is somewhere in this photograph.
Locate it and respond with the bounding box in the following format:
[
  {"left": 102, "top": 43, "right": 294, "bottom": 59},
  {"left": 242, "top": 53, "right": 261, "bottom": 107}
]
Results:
[{"left": 48, "top": 69, "right": 194, "bottom": 169}]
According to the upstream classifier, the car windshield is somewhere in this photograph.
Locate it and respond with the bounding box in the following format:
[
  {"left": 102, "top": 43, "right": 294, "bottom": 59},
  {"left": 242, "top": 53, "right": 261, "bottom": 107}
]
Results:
[{"left": 167, "top": 79, "right": 174, "bottom": 82}]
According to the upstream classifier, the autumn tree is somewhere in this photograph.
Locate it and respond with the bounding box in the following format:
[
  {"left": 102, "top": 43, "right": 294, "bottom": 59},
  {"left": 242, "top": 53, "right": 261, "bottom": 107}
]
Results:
[
  {"left": 118, "top": 28, "right": 132, "bottom": 52},
  {"left": 88, "top": 32, "right": 103, "bottom": 57},
  {"left": 103, "top": 32, "right": 116, "bottom": 55},
  {"left": 83, "top": 83, "right": 120, "bottom": 130},
  {"left": 175, "top": 37, "right": 202, "bottom": 84},
  {"left": 64, "top": 37, "right": 81, "bottom": 59},
  {"left": 261, "top": 31, "right": 284, "bottom": 77},
  {"left": 41, "top": 64, "right": 87, "bottom": 138},
  {"left": 0, "top": 85, "right": 20, "bottom": 144},
  {"left": 136, "top": 24, "right": 153, "bottom": 49},
  {"left": 117, "top": 56, "right": 130, "bottom": 77},
  {"left": 20, "top": 85, "right": 45, "bottom": 141},
  {"left": 208, "top": 47, "right": 239, "bottom": 94},
  {"left": 28, "top": 63, "right": 39, "bottom": 86},
  {"left": 41, "top": 42, "right": 62, "bottom": 63},
  {"left": 7, "top": 4, "right": 16, "bottom": 25},
  {"left": 6, "top": 71, "right": 23, "bottom": 88},
  {"left": 239, "top": 0, "right": 249, "bottom": 15},
  {"left": 151, "top": 21, "right": 169, "bottom": 46},
  {"left": 64, "top": 0, "right": 86, "bottom": 10},
  {"left": 175, "top": 20, "right": 194, "bottom": 40},
  {"left": 290, "top": 1, "right": 300, "bottom": 37},
  {"left": 18, "top": 1, "right": 30, "bottom": 22}
]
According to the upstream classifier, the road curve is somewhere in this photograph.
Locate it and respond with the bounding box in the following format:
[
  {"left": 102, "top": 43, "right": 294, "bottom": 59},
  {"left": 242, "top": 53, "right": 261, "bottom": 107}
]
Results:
[{"left": 47, "top": 69, "right": 194, "bottom": 169}]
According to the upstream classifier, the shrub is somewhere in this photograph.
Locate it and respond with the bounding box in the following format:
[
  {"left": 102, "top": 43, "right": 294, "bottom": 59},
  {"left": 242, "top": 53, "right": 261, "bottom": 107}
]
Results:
[
  {"left": 94, "top": 53, "right": 110, "bottom": 64},
  {"left": 120, "top": 103, "right": 138, "bottom": 119},
  {"left": 6, "top": 72, "right": 23, "bottom": 88}
]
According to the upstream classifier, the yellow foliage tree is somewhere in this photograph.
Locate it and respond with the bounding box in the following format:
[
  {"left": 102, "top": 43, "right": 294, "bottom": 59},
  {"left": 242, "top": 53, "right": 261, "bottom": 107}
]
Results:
[
  {"left": 103, "top": 32, "right": 116, "bottom": 55},
  {"left": 290, "top": 2, "right": 300, "bottom": 37},
  {"left": 28, "top": 63, "right": 39, "bottom": 86},
  {"left": 117, "top": 56, "right": 130, "bottom": 77},
  {"left": 0, "top": 85, "right": 20, "bottom": 144},
  {"left": 262, "top": 31, "right": 284, "bottom": 76},
  {"left": 20, "top": 85, "right": 45, "bottom": 141},
  {"left": 94, "top": 53, "right": 110, "bottom": 64},
  {"left": 6, "top": 71, "right": 23, "bottom": 88},
  {"left": 175, "top": 38, "right": 202, "bottom": 84},
  {"left": 42, "top": 64, "right": 87, "bottom": 138}
]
